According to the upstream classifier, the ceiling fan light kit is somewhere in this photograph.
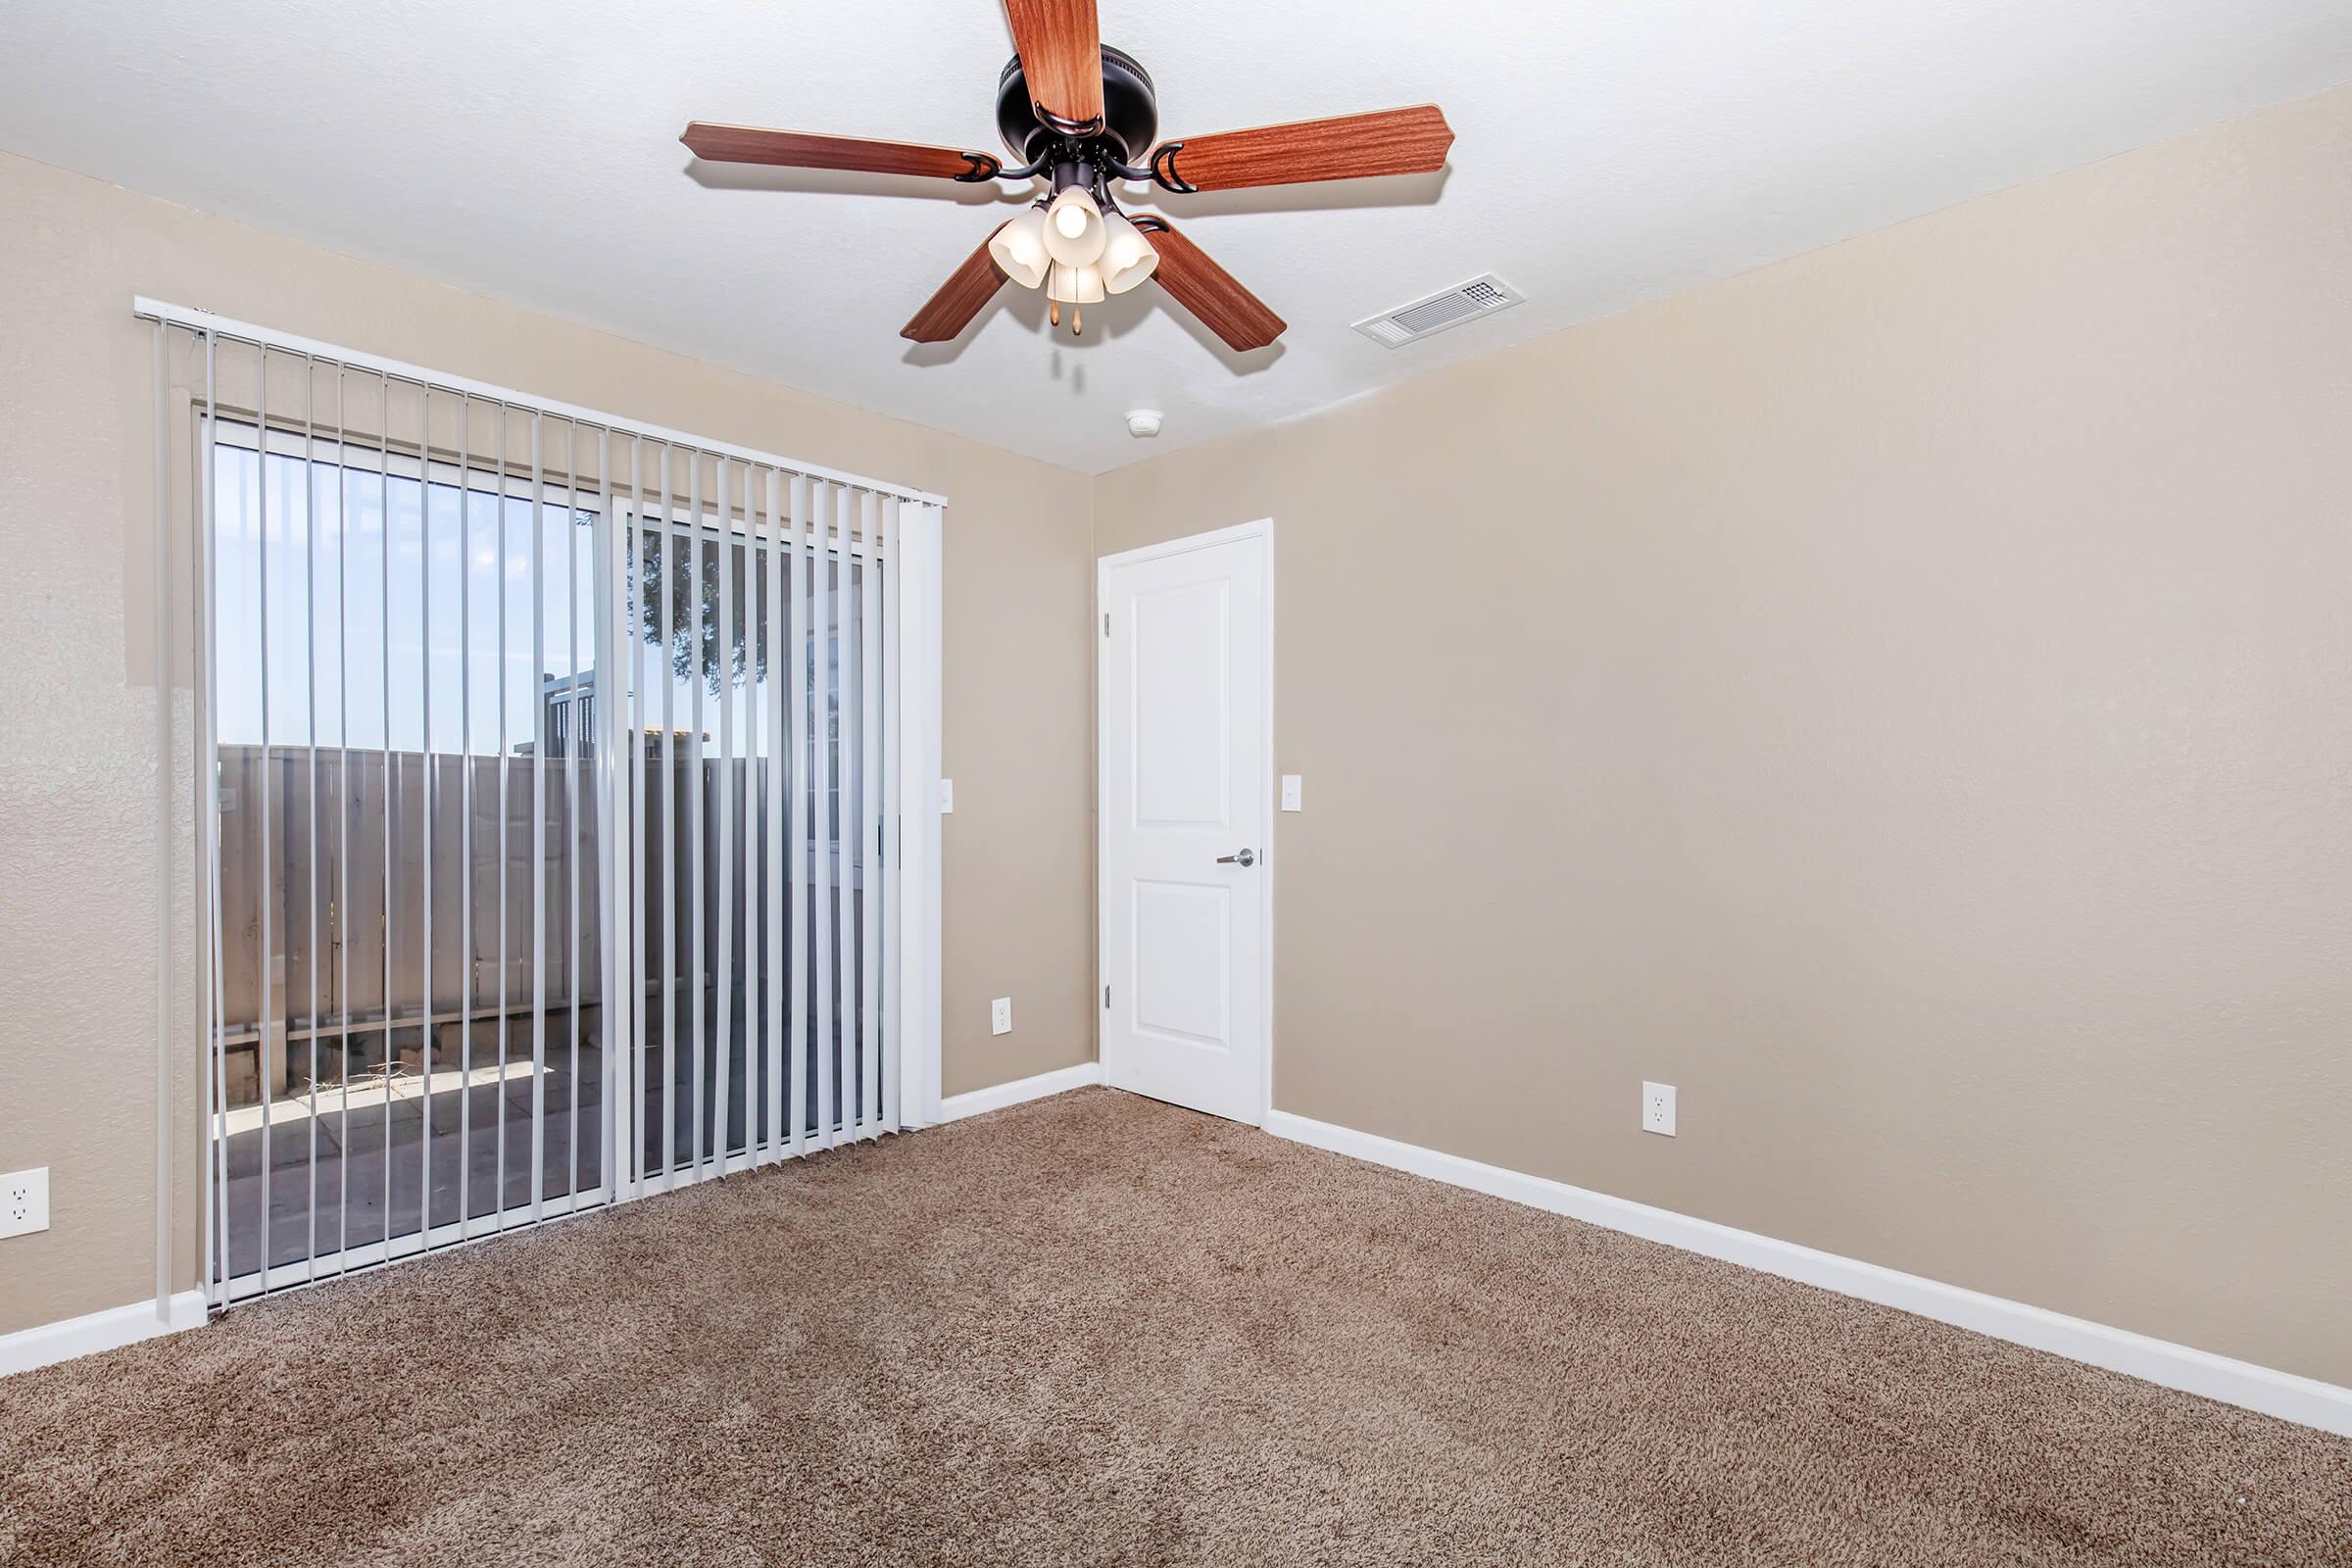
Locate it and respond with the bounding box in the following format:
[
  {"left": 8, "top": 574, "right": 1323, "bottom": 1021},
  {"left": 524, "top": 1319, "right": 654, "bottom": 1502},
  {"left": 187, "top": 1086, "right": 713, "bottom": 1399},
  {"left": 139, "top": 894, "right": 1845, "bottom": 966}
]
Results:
[
  {"left": 1099, "top": 212, "right": 1158, "bottom": 293},
  {"left": 1047, "top": 260, "right": 1105, "bottom": 332},
  {"left": 1043, "top": 185, "right": 1107, "bottom": 265},
  {"left": 988, "top": 206, "right": 1053, "bottom": 289},
  {"left": 679, "top": 1, "right": 1453, "bottom": 355}
]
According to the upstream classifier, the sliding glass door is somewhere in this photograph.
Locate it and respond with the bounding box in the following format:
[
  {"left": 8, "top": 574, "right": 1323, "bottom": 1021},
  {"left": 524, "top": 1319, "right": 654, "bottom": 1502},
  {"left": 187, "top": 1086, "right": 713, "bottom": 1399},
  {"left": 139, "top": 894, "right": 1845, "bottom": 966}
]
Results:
[
  {"left": 175, "top": 314, "right": 942, "bottom": 1305},
  {"left": 612, "top": 465, "right": 897, "bottom": 1193},
  {"left": 205, "top": 383, "right": 606, "bottom": 1295}
]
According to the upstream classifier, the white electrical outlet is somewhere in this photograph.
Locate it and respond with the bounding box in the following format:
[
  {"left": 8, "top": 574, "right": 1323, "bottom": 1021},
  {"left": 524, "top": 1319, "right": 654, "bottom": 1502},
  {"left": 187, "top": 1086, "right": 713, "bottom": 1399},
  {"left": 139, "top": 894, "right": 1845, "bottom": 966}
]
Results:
[
  {"left": 990, "top": 997, "right": 1012, "bottom": 1035},
  {"left": 940, "top": 779, "right": 955, "bottom": 813},
  {"left": 1642, "top": 1082, "right": 1677, "bottom": 1137},
  {"left": 1, "top": 1167, "right": 50, "bottom": 1238},
  {"left": 1281, "top": 774, "right": 1302, "bottom": 811}
]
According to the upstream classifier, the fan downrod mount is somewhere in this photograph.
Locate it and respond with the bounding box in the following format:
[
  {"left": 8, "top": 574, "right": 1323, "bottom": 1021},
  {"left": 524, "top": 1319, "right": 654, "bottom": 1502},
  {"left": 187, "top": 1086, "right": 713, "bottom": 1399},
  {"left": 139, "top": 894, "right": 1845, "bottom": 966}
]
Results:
[{"left": 996, "top": 45, "right": 1159, "bottom": 167}]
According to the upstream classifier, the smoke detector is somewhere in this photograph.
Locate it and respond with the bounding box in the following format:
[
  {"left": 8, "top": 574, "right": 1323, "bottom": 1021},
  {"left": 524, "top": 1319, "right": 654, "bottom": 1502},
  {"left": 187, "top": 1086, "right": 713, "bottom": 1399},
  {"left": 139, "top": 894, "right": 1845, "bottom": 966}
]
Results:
[
  {"left": 1352, "top": 274, "right": 1523, "bottom": 348},
  {"left": 1124, "top": 409, "right": 1163, "bottom": 438}
]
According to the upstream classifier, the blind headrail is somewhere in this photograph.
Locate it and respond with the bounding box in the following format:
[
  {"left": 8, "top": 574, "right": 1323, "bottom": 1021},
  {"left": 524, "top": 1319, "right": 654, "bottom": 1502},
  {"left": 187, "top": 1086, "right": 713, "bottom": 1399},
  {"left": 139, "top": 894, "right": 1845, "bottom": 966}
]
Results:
[{"left": 132, "top": 295, "right": 949, "bottom": 508}]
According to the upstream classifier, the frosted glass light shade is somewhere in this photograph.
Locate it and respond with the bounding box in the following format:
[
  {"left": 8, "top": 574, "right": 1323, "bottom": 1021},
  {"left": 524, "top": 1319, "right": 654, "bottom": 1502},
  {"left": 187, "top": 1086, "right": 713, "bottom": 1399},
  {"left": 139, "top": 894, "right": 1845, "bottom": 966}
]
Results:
[
  {"left": 988, "top": 206, "right": 1051, "bottom": 289},
  {"left": 1042, "top": 186, "right": 1107, "bottom": 267},
  {"left": 1098, "top": 213, "right": 1159, "bottom": 295},
  {"left": 1045, "top": 261, "right": 1105, "bottom": 305}
]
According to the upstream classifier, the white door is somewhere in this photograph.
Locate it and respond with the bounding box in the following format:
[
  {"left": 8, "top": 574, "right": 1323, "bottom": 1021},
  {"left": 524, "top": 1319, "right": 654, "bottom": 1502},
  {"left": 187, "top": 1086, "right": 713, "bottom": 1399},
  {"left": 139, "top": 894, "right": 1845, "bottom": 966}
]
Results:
[{"left": 1100, "top": 523, "right": 1269, "bottom": 1124}]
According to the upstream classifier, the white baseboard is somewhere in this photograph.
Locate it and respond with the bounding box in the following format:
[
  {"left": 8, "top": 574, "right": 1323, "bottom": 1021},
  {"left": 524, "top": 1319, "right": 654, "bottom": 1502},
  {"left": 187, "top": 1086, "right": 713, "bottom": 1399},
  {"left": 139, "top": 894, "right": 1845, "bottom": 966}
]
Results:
[
  {"left": 1266, "top": 1109, "right": 2352, "bottom": 1440},
  {"left": 0, "top": 1290, "right": 208, "bottom": 1379},
  {"left": 939, "top": 1060, "right": 1102, "bottom": 1122}
]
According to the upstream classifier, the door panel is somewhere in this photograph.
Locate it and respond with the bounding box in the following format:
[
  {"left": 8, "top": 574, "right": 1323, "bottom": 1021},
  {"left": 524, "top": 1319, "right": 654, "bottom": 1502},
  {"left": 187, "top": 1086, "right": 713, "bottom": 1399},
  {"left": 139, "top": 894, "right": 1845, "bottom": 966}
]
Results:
[
  {"left": 202, "top": 410, "right": 608, "bottom": 1297},
  {"left": 1133, "top": 578, "right": 1232, "bottom": 827},
  {"left": 1133, "top": 880, "right": 1231, "bottom": 1048},
  {"left": 1102, "top": 529, "right": 1267, "bottom": 1124}
]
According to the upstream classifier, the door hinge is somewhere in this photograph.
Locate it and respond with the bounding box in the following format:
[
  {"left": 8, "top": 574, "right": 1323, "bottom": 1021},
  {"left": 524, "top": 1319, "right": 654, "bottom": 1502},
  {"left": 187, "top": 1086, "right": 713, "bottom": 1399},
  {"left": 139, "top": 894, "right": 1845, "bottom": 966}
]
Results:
[
  {"left": 1102, "top": 984, "right": 1110, "bottom": 1008},
  {"left": 1102, "top": 612, "right": 1109, "bottom": 638}
]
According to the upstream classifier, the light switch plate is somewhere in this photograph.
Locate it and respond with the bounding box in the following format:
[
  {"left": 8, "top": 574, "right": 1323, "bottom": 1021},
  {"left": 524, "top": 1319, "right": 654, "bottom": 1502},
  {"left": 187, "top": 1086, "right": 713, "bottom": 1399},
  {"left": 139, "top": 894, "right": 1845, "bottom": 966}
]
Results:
[
  {"left": 990, "top": 997, "right": 1011, "bottom": 1035},
  {"left": 1642, "top": 1082, "right": 1677, "bottom": 1138},
  {"left": 940, "top": 779, "right": 955, "bottom": 813},
  {"left": 1, "top": 1167, "right": 49, "bottom": 1239},
  {"left": 1281, "top": 774, "right": 1302, "bottom": 811}
]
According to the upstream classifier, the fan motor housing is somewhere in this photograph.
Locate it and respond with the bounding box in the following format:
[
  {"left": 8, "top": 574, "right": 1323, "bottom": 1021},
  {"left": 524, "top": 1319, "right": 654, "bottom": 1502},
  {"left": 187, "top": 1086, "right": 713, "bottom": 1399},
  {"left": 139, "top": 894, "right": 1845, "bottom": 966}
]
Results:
[{"left": 997, "top": 45, "right": 1159, "bottom": 164}]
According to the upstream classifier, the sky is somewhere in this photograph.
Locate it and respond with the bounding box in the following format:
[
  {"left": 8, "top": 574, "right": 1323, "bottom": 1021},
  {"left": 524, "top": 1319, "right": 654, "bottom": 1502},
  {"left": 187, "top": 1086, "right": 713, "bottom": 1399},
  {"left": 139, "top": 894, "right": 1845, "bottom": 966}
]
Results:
[{"left": 210, "top": 445, "right": 866, "bottom": 762}]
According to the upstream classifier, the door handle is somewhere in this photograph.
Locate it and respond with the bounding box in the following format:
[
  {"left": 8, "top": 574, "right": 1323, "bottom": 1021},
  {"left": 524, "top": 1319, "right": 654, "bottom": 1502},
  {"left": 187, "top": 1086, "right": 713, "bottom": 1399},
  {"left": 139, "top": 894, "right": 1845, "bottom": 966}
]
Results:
[{"left": 1215, "top": 849, "right": 1256, "bottom": 867}]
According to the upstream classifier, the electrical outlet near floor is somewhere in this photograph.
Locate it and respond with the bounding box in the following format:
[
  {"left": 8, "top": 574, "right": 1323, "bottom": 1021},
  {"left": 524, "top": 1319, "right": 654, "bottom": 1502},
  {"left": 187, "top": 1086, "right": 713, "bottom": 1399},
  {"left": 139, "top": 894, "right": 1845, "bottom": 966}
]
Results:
[
  {"left": 990, "top": 997, "right": 1012, "bottom": 1036},
  {"left": 1, "top": 1166, "right": 49, "bottom": 1238},
  {"left": 1641, "top": 1082, "right": 1677, "bottom": 1137}
]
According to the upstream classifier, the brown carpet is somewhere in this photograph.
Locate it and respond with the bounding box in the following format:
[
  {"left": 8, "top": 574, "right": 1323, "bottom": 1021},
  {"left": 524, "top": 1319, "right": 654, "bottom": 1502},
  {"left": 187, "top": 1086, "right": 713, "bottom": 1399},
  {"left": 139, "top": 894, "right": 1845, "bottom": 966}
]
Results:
[{"left": 3, "top": 1088, "right": 2346, "bottom": 1566}]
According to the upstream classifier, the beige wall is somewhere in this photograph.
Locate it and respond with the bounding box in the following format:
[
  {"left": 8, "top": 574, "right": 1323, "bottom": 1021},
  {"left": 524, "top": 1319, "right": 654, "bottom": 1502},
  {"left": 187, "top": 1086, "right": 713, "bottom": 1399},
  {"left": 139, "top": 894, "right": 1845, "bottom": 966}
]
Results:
[
  {"left": 0, "top": 150, "right": 1097, "bottom": 1334},
  {"left": 1096, "top": 86, "right": 2352, "bottom": 1385}
]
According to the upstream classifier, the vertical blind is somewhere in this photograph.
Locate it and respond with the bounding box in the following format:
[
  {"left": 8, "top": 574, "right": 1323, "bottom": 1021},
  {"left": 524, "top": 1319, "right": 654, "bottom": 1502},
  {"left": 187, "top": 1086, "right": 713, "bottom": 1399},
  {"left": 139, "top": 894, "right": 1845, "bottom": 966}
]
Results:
[
  {"left": 615, "top": 448, "right": 904, "bottom": 1194},
  {"left": 144, "top": 303, "right": 943, "bottom": 1305}
]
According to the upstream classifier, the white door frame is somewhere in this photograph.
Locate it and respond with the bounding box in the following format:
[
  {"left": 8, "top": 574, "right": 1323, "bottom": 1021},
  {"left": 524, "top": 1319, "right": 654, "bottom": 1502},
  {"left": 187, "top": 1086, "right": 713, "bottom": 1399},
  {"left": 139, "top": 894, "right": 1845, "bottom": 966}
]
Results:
[{"left": 1096, "top": 517, "right": 1276, "bottom": 1126}]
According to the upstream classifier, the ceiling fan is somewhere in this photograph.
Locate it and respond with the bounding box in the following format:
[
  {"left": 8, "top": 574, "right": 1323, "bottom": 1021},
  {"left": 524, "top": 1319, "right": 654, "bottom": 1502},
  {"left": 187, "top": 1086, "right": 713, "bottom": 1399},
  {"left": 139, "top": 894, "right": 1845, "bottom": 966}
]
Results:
[{"left": 679, "top": 0, "right": 1453, "bottom": 353}]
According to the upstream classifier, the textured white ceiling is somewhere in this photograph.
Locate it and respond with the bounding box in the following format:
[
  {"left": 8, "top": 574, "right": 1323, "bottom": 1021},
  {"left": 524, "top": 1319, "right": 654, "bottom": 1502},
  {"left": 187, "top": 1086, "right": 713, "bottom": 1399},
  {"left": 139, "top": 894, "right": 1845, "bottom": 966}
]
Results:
[{"left": 5, "top": 1, "right": 2348, "bottom": 473}]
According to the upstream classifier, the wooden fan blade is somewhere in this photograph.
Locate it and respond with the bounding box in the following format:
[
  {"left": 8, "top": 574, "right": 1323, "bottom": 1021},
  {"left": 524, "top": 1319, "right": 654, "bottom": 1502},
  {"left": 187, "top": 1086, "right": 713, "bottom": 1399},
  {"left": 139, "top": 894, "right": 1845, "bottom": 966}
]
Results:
[
  {"left": 681, "top": 122, "right": 1000, "bottom": 181},
  {"left": 1154, "top": 105, "right": 1452, "bottom": 192},
  {"left": 1003, "top": 0, "right": 1103, "bottom": 128},
  {"left": 1143, "top": 221, "right": 1285, "bottom": 353},
  {"left": 902, "top": 227, "right": 1009, "bottom": 343}
]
